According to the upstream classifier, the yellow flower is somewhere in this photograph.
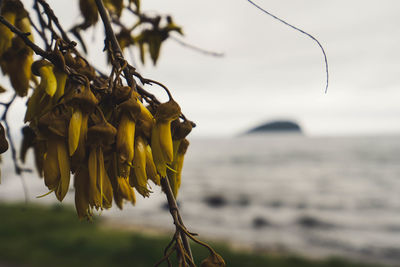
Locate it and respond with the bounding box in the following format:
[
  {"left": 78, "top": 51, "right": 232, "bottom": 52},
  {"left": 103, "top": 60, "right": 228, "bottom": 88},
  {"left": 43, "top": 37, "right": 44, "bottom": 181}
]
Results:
[
  {"left": 167, "top": 139, "right": 189, "bottom": 198},
  {"left": 67, "top": 83, "right": 98, "bottom": 156},
  {"left": 116, "top": 97, "right": 140, "bottom": 177},
  {"left": 151, "top": 99, "right": 181, "bottom": 177},
  {"left": 74, "top": 166, "right": 91, "bottom": 220},
  {"left": 39, "top": 110, "right": 71, "bottom": 201},
  {"left": 130, "top": 135, "right": 151, "bottom": 197},
  {"left": 87, "top": 120, "right": 116, "bottom": 210}
]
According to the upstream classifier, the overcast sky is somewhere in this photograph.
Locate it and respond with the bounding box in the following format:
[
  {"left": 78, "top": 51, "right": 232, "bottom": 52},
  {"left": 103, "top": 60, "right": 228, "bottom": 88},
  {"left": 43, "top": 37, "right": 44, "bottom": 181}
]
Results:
[{"left": 6, "top": 0, "right": 400, "bottom": 137}]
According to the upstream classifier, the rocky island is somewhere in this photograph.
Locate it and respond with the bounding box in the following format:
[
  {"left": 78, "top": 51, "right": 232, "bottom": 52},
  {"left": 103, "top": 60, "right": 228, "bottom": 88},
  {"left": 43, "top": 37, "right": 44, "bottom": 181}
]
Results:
[{"left": 245, "top": 120, "right": 302, "bottom": 134}]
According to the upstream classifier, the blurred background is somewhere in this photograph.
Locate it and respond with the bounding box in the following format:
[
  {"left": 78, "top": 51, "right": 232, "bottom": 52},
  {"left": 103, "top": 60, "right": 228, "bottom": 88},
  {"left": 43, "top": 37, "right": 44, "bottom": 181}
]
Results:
[{"left": 1, "top": 0, "right": 400, "bottom": 266}]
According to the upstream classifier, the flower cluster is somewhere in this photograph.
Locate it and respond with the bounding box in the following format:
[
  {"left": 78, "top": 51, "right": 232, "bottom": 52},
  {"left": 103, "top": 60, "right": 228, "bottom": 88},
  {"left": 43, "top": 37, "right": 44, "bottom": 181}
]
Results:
[
  {"left": 20, "top": 54, "right": 193, "bottom": 219},
  {"left": 0, "top": 0, "right": 193, "bottom": 220},
  {"left": 0, "top": 0, "right": 227, "bottom": 265}
]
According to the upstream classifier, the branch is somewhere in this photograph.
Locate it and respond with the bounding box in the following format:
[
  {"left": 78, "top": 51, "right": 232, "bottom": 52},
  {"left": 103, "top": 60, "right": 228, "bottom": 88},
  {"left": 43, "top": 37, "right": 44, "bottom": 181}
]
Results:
[
  {"left": 36, "top": 0, "right": 72, "bottom": 44},
  {"left": 94, "top": 0, "right": 135, "bottom": 88},
  {"left": 93, "top": 2, "right": 194, "bottom": 262},
  {"left": 30, "top": 3, "right": 50, "bottom": 50},
  {"left": 170, "top": 35, "right": 224, "bottom": 57},
  {"left": 161, "top": 177, "right": 193, "bottom": 262}
]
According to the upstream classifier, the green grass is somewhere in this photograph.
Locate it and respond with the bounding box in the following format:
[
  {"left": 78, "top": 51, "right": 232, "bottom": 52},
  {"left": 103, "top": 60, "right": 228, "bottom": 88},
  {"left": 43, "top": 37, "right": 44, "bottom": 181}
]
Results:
[{"left": 0, "top": 202, "right": 380, "bottom": 267}]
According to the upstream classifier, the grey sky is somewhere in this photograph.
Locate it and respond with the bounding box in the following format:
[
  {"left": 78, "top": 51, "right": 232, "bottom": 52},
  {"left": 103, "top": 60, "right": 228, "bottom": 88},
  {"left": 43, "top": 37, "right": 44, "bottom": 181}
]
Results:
[
  {"left": 137, "top": 0, "right": 400, "bottom": 136},
  {"left": 6, "top": 0, "right": 400, "bottom": 137}
]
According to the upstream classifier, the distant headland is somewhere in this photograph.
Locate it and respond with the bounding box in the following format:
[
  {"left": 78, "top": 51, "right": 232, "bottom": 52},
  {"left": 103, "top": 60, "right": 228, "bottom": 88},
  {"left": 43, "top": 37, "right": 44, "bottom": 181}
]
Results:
[{"left": 245, "top": 120, "right": 302, "bottom": 135}]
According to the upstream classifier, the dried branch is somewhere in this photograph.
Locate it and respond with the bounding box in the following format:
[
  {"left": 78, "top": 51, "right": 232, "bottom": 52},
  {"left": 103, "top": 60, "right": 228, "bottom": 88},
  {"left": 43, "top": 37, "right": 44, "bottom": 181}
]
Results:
[
  {"left": 94, "top": 0, "right": 194, "bottom": 264},
  {"left": 169, "top": 35, "right": 224, "bottom": 57},
  {"left": 94, "top": 0, "right": 135, "bottom": 88},
  {"left": 36, "top": 0, "right": 72, "bottom": 44},
  {"left": 161, "top": 177, "right": 194, "bottom": 262}
]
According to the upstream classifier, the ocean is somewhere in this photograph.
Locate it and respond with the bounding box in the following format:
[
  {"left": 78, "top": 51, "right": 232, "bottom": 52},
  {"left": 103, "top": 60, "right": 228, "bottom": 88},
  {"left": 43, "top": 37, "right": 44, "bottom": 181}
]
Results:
[{"left": 1, "top": 134, "right": 400, "bottom": 265}]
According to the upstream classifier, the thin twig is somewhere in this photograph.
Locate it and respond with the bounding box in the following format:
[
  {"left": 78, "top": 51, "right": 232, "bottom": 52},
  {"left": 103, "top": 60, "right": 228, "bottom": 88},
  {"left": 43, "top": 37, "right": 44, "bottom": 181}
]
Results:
[
  {"left": 247, "top": 0, "right": 329, "bottom": 93},
  {"left": 37, "top": 0, "right": 72, "bottom": 44},
  {"left": 170, "top": 35, "right": 224, "bottom": 57},
  {"left": 33, "top": 0, "right": 51, "bottom": 50},
  {"left": 161, "top": 177, "right": 194, "bottom": 261},
  {"left": 143, "top": 78, "right": 173, "bottom": 100},
  {"left": 94, "top": 0, "right": 135, "bottom": 88},
  {"left": 154, "top": 243, "right": 176, "bottom": 267}
]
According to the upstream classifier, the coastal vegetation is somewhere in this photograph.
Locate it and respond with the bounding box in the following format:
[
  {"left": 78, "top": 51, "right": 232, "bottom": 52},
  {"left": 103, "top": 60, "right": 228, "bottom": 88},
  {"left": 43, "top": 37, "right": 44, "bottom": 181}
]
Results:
[{"left": 0, "top": 203, "right": 381, "bottom": 267}]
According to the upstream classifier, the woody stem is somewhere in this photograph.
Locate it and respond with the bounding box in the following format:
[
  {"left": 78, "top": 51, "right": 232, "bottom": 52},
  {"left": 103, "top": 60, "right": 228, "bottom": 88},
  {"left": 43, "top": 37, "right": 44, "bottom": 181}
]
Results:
[
  {"left": 94, "top": 0, "right": 194, "bottom": 263},
  {"left": 94, "top": 0, "right": 135, "bottom": 89},
  {"left": 161, "top": 177, "right": 194, "bottom": 262}
]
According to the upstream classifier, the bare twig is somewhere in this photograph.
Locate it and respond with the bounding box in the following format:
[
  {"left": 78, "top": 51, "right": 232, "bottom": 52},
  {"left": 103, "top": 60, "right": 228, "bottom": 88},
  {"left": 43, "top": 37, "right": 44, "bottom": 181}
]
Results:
[
  {"left": 161, "top": 177, "right": 194, "bottom": 262},
  {"left": 170, "top": 35, "right": 224, "bottom": 57},
  {"left": 92, "top": 11, "right": 195, "bottom": 260},
  {"left": 143, "top": 78, "right": 173, "bottom": 100},
  {"left": 36, "top": 0, "right": 72, "bottom": 44},
  {"left": 94, "top": 0, "right": 135, "bottom": 88}
]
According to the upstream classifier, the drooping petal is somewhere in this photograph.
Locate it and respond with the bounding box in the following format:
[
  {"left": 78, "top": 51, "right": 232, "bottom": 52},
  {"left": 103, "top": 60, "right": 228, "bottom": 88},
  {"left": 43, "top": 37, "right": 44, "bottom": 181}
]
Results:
[
  {"left": 158, "top": 121, "right": 173, "bottom": 163},
  {"left": 56, "top": 139, "right": 70, "bottom": 201},
  {"left": 132, "top": 136, "right": 150, "bottom": 197},
  {"left": 43, "top": 138, "right": 59, "bottom": 190},
  {"left": 69, "top": 109, "right": 83, "bottom": 156},
  {"left": 88, "top": 147, "right": 101, "bottom": 207},
  {"left": 116, "top": 114, "right": 135, "bottom": 168},
  {"left": 74, "top": 167, "right": 90, "bottom": 219},
  {"left": 151, "top": 123, "right": 166, "bottom": 177},
  {"left": 97, "top": 146, "right": 105, "bottom": 208},
  {"left": 145, "top": 145, "right": 160, "bottom": 185},
  {"left": 39, "top": 66, "right": 57, "bottom": 97}
]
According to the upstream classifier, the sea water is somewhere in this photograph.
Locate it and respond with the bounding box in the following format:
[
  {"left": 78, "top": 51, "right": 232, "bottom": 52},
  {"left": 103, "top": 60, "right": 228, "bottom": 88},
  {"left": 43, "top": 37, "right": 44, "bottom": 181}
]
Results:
[{"left": 1, "top": 134, "right": 400, "bottom": 265}]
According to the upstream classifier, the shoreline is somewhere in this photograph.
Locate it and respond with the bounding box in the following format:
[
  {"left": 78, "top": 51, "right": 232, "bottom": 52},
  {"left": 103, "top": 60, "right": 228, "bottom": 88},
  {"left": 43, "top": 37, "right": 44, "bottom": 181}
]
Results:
[{"left": 100, "top": 216, "right": 393, "bottom": 266}]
